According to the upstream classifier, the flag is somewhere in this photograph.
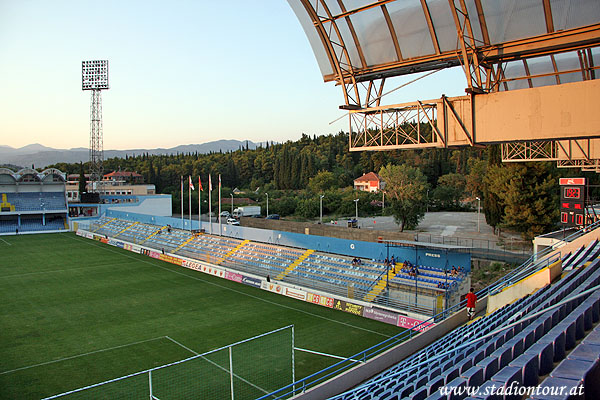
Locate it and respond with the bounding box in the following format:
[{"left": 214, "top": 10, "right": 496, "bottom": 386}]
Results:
[
  {"left": 209, "top": 174, "right": 212, "bottom": 191},
  {"left": 218, "top": 174, "right": 221, "bottom": 188},
  {"left": 199, "top": 176, "right": 203, "bottom": 192},
  {"left": 189, "top": 176, "right": 195, "bottom": 191}
]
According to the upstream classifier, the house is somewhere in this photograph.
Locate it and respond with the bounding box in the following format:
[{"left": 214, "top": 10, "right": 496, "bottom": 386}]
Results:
[
  {"left": 102, "top": 171, "right": 144, "bottom": 185},
  {"left": 354, "top": 172, "right": 384, "bottom": 193}
]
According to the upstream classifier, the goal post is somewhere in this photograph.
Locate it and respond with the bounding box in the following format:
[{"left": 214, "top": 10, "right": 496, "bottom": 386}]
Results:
[{"left": 42, "top": 325, "right": 295, "bottom": 400}]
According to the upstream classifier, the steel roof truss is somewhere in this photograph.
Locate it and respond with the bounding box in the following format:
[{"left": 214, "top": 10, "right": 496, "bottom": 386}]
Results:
[{"left": 502, "top": 141, "right": 557, "bottom": 162}]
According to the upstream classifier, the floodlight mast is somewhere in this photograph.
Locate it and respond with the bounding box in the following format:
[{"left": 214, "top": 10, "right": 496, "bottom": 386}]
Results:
[{"left": 82, "top": 60, "right": 109, "bottom": 194}]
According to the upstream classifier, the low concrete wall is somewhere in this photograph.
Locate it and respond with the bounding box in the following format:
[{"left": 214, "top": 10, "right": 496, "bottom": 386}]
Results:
[
  {"left": 486, "top": 259, "right": 562, "bottom": 314},
  {"left": 292, "top": 297, "right": 488, "bottom": 400},
  {"left": 240, "top": 217, "right": 414, "bottom": 243}
]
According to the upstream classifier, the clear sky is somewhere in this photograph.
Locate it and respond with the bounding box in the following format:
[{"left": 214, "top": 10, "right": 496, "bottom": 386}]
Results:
[{"left": 0, "top": 0, "right": 467, "bottom": 150}]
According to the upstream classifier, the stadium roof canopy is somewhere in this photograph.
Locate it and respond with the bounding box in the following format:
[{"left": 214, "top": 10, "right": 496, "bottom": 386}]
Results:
[
  {"left": 289, "top": 0, "right": 600, "bottom": 99},
  {"left": 0, "top": 168, "right": 66, "bottom": 183},
  {"left": 289, "top": 1, "right": 600, "bottom": 171}
]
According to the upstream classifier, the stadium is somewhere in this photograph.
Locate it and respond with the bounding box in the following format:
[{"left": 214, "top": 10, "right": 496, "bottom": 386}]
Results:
[{"left": 2, "top": 1, "right": 600, "bottom": 399}]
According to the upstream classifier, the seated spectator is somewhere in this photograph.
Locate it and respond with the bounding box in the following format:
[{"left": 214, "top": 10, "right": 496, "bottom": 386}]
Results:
[{"left": 451, "top": 266, "right": 458, "bottom": 276}]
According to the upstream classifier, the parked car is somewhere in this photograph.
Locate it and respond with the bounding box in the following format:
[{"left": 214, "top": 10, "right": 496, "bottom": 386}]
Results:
[
  {"left": 266, "top": 214, "right": 280, "bottom": 220},
  {"left": 220, "top": 211, "right": 231, "bottom": 218},
  {"left": 226, "top": 217, "right": 240, "bottom": 225}
]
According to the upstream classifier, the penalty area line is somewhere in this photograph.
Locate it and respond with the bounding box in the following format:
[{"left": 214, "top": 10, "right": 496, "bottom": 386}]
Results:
[
  {"left": 295, "top": 347, "right": 364, "bottom": 364},
  {"left": 0, "top": 336, "right": 166, "bottom": 376}
]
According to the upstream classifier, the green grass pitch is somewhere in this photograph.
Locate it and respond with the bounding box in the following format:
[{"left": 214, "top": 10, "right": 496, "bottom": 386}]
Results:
[{"left": 0, "top": 233, "right": 404, "bottom": 399}]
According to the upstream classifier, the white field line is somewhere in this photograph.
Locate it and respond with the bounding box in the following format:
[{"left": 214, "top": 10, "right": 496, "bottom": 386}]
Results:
[
  {"left": 0, "top": 260, "right": 136, "bottom": 279},
  {"left": 0, "top": 336, "right": 166, "bottom": 375},
  {"left": 0, "top": 237, "right": 12, "bottom": 245},
  {"left": 70, "top": 235, "right": 394, "bottom": 338},
  {"left": 164, "top": 336, "right": 271, "bottom": 396},
  {"left": 294, "top": 347, "right": 363, "bottom": 363}
]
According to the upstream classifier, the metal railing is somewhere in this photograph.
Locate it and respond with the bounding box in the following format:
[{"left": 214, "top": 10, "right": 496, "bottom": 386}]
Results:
[{"left": 414, "top": 233, "right": 531, "bottom": 263}]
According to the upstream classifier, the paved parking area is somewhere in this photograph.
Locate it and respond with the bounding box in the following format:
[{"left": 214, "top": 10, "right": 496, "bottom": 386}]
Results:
[{"left": 330, "top": 211, "right": 523, "bottom": 244}]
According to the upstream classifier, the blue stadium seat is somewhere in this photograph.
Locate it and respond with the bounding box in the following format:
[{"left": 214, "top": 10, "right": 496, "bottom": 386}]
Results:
[{"left": 508, "top": 351, "right": 539, "bottom": 387}]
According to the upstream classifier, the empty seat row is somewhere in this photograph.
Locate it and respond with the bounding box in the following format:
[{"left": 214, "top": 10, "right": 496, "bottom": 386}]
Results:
[{"left": 337, "top": 241, "right": 600, "bottom": 399}]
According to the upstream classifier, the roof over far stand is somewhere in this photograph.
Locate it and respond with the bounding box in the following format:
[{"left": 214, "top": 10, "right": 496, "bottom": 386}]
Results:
[{"left": 0, "top": 168, "right": 66, "bottom": 183}]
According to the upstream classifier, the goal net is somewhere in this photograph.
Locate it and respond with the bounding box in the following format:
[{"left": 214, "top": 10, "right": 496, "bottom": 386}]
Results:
[{"left": 43, "top": 325, "right": 294, "bottom": 400}]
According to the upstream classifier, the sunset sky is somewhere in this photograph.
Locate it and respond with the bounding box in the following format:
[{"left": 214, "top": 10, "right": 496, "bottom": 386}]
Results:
[{"left": 0, "top": 0, "right": 467, "bottom": 150}]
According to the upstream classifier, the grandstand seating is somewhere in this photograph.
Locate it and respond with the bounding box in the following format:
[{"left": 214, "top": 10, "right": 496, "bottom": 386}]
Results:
[
  {"left": 334, "top": 240, "right": 600, "bottom": 399},
  {"left": 1, "top": 192, "right": 66, "bottom": 212},
  {"left": 291, "top": 254, "right": 384, "bottom": 291},
  {"left": 89, "top": 218, "right": 461, "bottom": 300},
  {"left": 20, "top": 217, "right": 65, "bottom": 232},
  {"left": 390, "top": 266, "right": 462, "bottom": 291},
  {"left": 0, "top": 220, "right": 18, "bottom": 233},
  {"left": 0, "top": 216, "right": 66, "bottom": 233}
]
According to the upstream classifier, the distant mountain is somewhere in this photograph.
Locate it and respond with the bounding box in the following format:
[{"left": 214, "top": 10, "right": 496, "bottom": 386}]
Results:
[{"left": 0, "top": 140, "right": 262, "bottom": 169}]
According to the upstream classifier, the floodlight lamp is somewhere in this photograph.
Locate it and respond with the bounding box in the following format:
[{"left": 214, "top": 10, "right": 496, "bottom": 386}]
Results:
[{"left": 82, "top": 60, "right": 109, "bottom": 90}]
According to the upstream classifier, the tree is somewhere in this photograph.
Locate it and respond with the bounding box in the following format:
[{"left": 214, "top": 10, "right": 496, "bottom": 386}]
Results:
[
  {"left": 379, "top": 164, "right": 428, "bottom": 231},
  {"left": 433, "top": 173, "right": 466, "bottom": 209},
  {"left": 297, "top": 198, "right": 319, "bottom": 219},
  {"left": 483, "top": 145, "right": 504, "bottom": 234},
  {"left": 465, "top": 157, "right": 486, "bottom": 199},
  {"left": 486, "top": 162, "right": 559, "bottom": 239},
  {"left": 270, "top": 196, "right": 298, "bottom": 217},
  {"left": 308, "top": 170, "right": 337, "bottom": 193}
]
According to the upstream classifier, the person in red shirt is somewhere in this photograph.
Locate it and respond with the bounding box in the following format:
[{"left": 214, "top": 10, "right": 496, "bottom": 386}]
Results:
[{"left": 466, "top": 288, "right": 477, "bottom": 321}]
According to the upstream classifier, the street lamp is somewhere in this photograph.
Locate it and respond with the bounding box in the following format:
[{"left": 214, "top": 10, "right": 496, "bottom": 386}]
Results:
[
  {"left": 476, "top": 196, "right": 481, "bottom": 232},
  {"left": 354, "top": 198, "right": 359, "bottom": 222},
  {"left": 265, "top": 192, "right": 269, "bottom": 217},
  {"left": 320, "top": 194, "right": 325, "bottom": 224},
  {"left": 230, "top": 194, "right": 234, "bottom": 215}
]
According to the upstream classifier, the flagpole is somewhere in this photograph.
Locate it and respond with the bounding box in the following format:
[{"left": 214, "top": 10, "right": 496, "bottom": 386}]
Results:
[
  {"left": 199, "top": 176, "right": 202, "bottom": 232},
  {"left": 218, "top": 174, "right": 222, "bottom": 236},
  {"left": 180, "top": 176, "right": 184, "bottom": 229},
  {"left": 209, "top": 174, "right": 212, "bottom": 235},
  {"left": 188, "top": 176, "right": 192, "bottom": 231}
]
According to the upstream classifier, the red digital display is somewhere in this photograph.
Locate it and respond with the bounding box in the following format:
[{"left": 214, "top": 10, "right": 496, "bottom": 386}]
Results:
[{"left": 564, "top": 187, "right": 581, "bottom": 199}]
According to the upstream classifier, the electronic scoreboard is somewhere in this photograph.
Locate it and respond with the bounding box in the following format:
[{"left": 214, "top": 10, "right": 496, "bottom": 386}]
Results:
[{"left": 560, "top": 178, "right": 586, "bottom": 227}]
